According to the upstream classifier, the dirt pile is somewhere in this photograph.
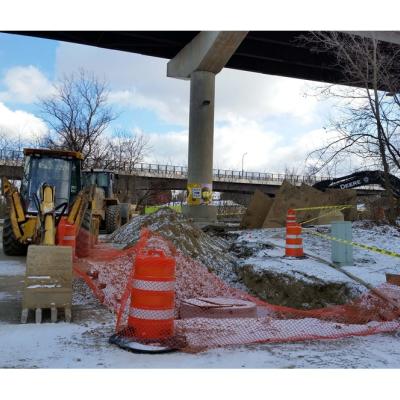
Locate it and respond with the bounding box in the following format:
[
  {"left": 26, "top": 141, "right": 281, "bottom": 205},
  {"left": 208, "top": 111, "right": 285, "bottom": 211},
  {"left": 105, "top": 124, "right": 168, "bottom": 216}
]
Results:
[
  {"left": 107, "top": 207, "right": 238, "bottom": 281},
  {"left": 263, "top": 181, "right": 357, "bottom": 228},
  {"left": 240, "top": 189, "right": 273, "bottom": 229},
  {"left": 239, "top": 181, "right": 357, "bottom": 229}
]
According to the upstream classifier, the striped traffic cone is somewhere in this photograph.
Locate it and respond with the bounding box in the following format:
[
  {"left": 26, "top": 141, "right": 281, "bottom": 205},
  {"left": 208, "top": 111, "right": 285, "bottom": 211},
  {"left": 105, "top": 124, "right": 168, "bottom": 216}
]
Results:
[
  {"left": 285, "top": 209, "right": 304, "bottom": 257},
  {"left": 286, "top": 208, "right": 297, "bottom": 227},
  {"left": 128, "top": 249, "right": 175, "bottom": 340}
]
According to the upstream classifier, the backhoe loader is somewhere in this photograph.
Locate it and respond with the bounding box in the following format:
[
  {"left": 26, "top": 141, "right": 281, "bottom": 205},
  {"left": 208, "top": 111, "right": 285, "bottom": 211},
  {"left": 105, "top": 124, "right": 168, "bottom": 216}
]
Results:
[
  {"left": 82, "top": 169, "right": 137, "bottom": 234},
  {"left": 2, "top": 148, "right": 97, "bottom": 323}
]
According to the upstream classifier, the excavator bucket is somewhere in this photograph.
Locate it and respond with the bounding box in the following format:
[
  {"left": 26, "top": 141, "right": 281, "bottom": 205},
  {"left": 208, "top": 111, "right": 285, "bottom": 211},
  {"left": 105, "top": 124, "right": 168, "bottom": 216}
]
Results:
[{"left": 21, "top": 245, "right": 73, "bottom": 324}]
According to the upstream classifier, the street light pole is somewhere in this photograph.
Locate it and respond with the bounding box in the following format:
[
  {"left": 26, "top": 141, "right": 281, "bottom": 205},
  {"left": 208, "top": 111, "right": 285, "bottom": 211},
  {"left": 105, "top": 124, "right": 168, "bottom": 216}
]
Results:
[{"left": 241, "top": 152, "right": 247, "bottom": 177}]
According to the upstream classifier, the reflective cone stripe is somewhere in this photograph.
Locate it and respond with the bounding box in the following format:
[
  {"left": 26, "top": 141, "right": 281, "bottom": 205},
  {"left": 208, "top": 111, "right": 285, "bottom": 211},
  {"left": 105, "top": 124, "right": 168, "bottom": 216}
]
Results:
[
  {"left": 132, "top": 279, "right": 175, "bottom": 292},
  {"left": 286, "top": 208, "right": 297, "bottom": 227},
  {"left": 129, "top": 307, "right": 174, "bottom": 320},
  {"left": 128, "top": 249, "right": 176, "bottom": 340},
  {"left": 285, "top": 223, "right": 304, "bottom": 257}
]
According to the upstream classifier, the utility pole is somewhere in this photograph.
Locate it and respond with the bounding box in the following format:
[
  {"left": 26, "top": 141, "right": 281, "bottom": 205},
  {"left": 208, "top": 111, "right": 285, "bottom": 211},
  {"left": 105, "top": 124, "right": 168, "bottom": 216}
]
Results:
[{"left": 241, "top": 152, "right": 247, "bottom": 177}]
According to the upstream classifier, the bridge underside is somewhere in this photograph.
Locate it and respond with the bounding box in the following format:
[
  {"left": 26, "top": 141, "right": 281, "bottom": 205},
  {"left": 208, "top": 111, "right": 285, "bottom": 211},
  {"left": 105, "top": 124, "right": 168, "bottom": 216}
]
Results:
[{"left": 14, "top": 31, "right": 347, "bottom": 84}]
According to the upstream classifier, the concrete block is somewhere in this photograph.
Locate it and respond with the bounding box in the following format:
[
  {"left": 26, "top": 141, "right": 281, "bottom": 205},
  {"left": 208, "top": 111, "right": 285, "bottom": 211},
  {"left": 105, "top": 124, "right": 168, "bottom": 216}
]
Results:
[
  {"left": 23, "top": 245, "right": 73, "bottom": 310},
  {"left": 182, "top": 204, "right": 217, "bottom": 222},
  {"left": 331, "top": 221, "right": 353, "bottom": 266}
]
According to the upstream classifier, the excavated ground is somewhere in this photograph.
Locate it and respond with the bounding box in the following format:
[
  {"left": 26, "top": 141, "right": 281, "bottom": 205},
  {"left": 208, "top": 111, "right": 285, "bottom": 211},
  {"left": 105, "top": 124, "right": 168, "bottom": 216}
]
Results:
[
  {"left": 230, "top": 238, "right": 360, "bottom": 309},
  {"left": 107, "top": 208, "right": 359, "bottom": 308}
]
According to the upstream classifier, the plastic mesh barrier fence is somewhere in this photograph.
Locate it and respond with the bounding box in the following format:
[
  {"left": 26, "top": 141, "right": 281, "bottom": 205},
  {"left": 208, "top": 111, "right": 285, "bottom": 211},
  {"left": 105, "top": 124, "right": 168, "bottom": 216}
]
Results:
[{"left": 73, "top": 229, "right": 400, "bottom": 352}]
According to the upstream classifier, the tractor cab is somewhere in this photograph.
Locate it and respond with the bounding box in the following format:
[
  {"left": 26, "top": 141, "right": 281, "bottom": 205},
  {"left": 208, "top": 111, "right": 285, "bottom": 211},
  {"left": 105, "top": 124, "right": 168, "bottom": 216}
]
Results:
[
  {"left": 20, "top": 148, "right": 83, "bottom": 214},
  {"left": 82, "top": 169, "right": 116, "bottom": 199}
]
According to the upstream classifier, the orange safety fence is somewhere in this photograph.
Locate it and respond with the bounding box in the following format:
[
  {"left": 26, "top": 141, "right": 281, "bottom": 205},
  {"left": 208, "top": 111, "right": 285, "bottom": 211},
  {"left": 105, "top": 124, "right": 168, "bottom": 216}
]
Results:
[{"left": 73, "top": 228, "right": 400, "bottom": 352}]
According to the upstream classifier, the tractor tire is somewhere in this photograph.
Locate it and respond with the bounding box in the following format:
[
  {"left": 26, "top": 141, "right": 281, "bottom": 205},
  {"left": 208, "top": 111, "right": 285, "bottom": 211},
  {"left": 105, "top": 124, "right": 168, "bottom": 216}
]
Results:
[
  {"left": 76, "top": 210, "right": 92, "bottom": 258},
  {"left": 2, "top": 216, "right": 28, "bottom": 256},
  {"left": 105, "top": 205, "right": 121, "bottom": 234}
]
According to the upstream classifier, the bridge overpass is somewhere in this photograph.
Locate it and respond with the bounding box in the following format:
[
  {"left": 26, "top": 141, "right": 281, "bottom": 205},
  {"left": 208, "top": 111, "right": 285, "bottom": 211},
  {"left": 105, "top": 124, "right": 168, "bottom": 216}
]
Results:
[
  {"left": 0, "top": 150, "right": 383, "bottom": 201},
  {"left": 6, "top": 31, "right": 398, "bottom": 219}
]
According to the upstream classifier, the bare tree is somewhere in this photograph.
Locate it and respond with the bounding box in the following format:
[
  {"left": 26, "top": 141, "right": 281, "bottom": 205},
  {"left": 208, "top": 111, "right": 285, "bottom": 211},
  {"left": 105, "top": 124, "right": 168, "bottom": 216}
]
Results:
[
  {"left": 38, "top": 70, "right": 116, "bottom": 162},
  {"left": 0, "top": 131, "right": 13, "bottom": 153},
  {"left": 284, "top": 165, "right": 300, "bottom": 184},
  {"left": 88, "top": 129, "right": 150, "bottom": 171},
  {"left": 301, "top": 32, "right": 400, "bottom": 224},
  {"left": 0, "top": 130, "right": 44, "bottom": 161}
]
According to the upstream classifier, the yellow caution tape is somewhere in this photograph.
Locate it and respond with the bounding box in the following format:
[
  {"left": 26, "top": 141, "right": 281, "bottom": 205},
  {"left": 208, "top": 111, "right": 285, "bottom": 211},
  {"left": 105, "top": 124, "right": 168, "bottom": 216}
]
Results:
[
  {"left": 299, "top": 206, "right": 350, "bottom": 226},
  {"left": 294, "top": 205, "right": 354, "bottom": 211},
  {"left": 305, "top": 229, "right": 400, "bottom": 259}
]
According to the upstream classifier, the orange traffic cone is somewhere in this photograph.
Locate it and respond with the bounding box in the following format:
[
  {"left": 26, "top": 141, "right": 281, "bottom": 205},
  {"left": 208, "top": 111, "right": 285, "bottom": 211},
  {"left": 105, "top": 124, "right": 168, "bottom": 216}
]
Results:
[
  {"left": 285, "top": 209, "right": 304, "bottom": 257},
  {"left": 128, "top": 249, "right": 176, "bottom": 340}
]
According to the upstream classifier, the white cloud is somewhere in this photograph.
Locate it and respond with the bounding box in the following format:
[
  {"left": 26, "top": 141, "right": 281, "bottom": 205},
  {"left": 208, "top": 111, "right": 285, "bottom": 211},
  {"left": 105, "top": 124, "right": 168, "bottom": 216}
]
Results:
[
  {"left": 0, "top": 65, "right": 54, "bottom": 104},
  {"left": 109, "top": 89, "right": 188, "bottom": 126},
  {"left": 52, "top": 41, "right": 359, "bottom": 174},
  {"left": 55, "top": 43, "right": 190, "bottom": 125},
  {"left": 144, "top": 118, "right": 331, "bottom": 174},
  {"left": 146, "top": 129, "right": 189, "bottom": 165},
  {"left": 216, "top": 69, "right": 319, "bottom": 124},
  {"left": 55, "top": 42, "right": 321, "bottom": 127},
  {"left": 0, "top": 101, "right": 48, "bottom": 142}
]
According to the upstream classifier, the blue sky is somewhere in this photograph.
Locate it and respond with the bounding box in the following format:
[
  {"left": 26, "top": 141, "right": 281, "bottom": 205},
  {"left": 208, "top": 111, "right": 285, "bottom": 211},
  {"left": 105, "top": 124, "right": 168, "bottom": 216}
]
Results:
[
  {"left": 0, "top": 32, "right": 183, "bottom": 134},
  {"left": 0, "top": 31, "right": 336, "bottom": 173}
]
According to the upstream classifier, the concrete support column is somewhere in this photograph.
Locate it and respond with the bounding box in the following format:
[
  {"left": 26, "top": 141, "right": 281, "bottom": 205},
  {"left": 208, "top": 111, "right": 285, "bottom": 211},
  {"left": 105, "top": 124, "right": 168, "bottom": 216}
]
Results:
[
  {"left": 168, "top": 31, "right": 248, "bottom": 223},
  {"left": 183, "top": 70, "right": 217, "bottom": 222}
]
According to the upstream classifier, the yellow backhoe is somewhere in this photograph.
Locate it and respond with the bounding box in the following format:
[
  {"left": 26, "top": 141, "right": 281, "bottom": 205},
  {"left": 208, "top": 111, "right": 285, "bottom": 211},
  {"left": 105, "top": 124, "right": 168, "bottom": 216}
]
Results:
[{"left": 2, "top": 148, "right": 97, "bottom": 323}]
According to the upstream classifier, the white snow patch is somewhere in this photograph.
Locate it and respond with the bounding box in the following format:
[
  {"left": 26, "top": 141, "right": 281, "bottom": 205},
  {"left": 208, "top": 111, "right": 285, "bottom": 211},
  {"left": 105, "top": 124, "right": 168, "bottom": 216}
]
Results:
[
  {"left": 0, "top": 319, "right": 400, "bottom": 368},
  {"left": 0, "top": 292, "right": 13, "bottom": 300},
  {"left": 235, "top": 222, "right": 400, "bottom": 291},
  {"left": 26, "top": 284, "right": 61, "bottom": 289},
  {"left": 0, "top": 260, "right": 25, "bottom": 276}
]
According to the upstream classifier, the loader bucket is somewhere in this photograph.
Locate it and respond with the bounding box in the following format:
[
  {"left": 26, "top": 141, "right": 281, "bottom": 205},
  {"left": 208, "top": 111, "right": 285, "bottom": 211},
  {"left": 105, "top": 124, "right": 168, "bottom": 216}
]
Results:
[{"left": 21, "top": 245, "right": 73, "bottom": 324}]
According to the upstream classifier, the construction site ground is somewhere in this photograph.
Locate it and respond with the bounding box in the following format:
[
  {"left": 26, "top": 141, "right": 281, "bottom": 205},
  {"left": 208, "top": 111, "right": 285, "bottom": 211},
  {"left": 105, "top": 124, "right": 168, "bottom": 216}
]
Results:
[{"left": 1, "top": 221, "right": 400, "bottom": 368}]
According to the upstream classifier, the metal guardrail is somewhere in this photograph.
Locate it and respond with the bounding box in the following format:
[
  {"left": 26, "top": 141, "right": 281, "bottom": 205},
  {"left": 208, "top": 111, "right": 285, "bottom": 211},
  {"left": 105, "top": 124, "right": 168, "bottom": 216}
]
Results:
[
  {"left": 0, "top": 150, "right": 24, "bottom": 166},
  {"left": 85, "top": 160, "right": 332, "bottom": 184},
  {"left": 0, "top": 149, "right": 331, "bottom": 184}
]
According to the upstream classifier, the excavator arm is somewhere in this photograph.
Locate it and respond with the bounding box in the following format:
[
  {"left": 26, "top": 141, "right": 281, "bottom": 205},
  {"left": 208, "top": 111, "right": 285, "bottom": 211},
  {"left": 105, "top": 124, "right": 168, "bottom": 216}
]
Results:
[{"left": 313, "top": 170, "right": 400, "bottom": 198}]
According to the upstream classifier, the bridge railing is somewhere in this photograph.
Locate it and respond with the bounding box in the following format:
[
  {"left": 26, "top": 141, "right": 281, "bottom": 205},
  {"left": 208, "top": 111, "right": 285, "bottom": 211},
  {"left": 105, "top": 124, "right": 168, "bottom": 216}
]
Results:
[
  {"left": 0, "top": 149, "right": 25, "bottom": 166},
  {"left": 0, "top": 149, "right": 332, "bottom": 184},
  {"left": 117, "top": 163, "right": 331, "bottom": 184}
]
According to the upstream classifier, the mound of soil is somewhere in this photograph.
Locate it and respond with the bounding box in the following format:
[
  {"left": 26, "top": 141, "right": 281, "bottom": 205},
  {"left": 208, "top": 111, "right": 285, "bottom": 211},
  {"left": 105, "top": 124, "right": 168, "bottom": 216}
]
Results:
[{"left": 107, "top": 208, "right": 238, "bottom": 281}]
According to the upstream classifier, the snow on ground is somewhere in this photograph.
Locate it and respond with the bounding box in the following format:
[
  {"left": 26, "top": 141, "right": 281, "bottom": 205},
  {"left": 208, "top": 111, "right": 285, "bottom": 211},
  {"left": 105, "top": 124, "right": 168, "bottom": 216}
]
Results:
[
  {"left": 235, "top": 221, "right": 400, "bottom": 290},
  {"left": 0, "top": 292, "right": 14, "bottom": 300},
  {"left": 0, "top": 260, "right": 26, "bottom": 276},
  {"left": 1, "top": 318, "right": 400, "bottom": 368},
  {"left": 1, "top": 221, "right": 400, "bottom": 367}
]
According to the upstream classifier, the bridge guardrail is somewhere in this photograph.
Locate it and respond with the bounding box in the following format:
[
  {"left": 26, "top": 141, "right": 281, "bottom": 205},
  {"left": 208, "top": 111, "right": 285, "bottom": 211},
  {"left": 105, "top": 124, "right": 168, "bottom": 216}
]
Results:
[{"left": 0, "top": 149, "right": 332, "bottom": 184}]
